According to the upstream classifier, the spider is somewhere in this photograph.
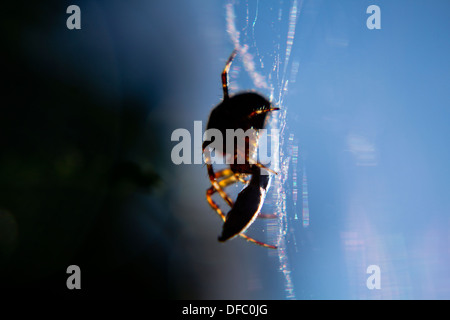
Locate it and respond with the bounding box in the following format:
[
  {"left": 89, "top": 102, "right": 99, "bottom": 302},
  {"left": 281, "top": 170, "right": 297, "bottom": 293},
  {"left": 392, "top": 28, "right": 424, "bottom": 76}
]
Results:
[{"left": 202, "top": 50, "right": 279, "bottom": 249}]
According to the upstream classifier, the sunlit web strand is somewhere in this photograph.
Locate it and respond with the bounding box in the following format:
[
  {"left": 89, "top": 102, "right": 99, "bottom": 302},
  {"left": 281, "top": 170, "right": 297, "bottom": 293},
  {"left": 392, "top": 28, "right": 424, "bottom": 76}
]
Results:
[
  {"left": 225, "top": 3, "right": 270, "bottom": 90},
  {"left": 269, "top": 0, "right": 302, "bottom": 300},
  {"left": 225, "top": 0, "right": 301, "bottom": 300},
  {"left": 281, "top": 0, "right": 301, "bottom": 85}
]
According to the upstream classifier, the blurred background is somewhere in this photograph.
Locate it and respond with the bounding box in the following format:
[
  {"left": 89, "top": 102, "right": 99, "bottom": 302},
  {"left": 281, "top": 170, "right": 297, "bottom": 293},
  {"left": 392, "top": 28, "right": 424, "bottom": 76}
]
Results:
[{"left": 1, "top": 0, "right": 449, "bottom": 299}]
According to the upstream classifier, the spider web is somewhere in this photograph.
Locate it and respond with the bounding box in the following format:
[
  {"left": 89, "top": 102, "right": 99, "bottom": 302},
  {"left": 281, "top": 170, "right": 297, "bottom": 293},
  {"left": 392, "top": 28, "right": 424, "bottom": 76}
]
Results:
[{"left": 225, "top": 0, "right": 308, "bottom": 300}]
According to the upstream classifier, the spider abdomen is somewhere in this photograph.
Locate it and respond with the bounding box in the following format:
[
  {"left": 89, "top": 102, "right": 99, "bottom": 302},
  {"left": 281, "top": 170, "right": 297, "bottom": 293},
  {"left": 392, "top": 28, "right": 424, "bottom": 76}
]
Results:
[{"left": 218, "top": 169, "right": 271, "bottom": 242}]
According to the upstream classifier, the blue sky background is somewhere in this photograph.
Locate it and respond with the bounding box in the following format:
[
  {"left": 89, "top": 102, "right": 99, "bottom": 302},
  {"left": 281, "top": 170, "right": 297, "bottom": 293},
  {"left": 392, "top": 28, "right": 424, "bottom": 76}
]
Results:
[
  {"left": 184, "top": 0, "right": 450, "bottom": 299},
  {"left": 288, "top": 0, "right": 450, "bottom": 299},
  {"left": 173, "top": 0, "right": 450, "bottom": 299}
]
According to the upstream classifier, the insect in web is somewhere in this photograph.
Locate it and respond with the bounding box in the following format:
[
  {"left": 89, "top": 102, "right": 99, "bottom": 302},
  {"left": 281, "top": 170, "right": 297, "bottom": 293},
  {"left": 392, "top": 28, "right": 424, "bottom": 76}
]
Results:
[{"left": 202, "top": 50, "right": 279, "bottom": 249}]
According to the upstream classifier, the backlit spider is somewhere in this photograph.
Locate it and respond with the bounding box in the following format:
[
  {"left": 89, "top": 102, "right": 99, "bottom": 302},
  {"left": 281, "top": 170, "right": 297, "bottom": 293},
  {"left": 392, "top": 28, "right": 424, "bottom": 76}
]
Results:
[{"left": 202, "top": 50, "right": 279, "bottom": 249}]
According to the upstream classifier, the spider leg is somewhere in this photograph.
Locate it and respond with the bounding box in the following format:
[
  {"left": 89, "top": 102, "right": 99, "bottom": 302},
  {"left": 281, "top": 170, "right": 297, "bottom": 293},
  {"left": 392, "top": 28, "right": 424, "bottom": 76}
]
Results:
[
  {"left": 238, "top": 151, "right": 278, "bottom": 175},
  {"left": 214, "top": 168, "right": 249, "bottom": 184},
  {"left": 213, "top": 167, "right": 234, "bottom": 179},
  {"left": 233, "top": 138, "right": 278, "bottom": 175},
  {"left": 222, "top": 49, "right": 237, "bottom": 100},
  {"left": 206, "top": 185, "right": 234, "bottom": 221},
  {"left": 247, "top": 107, "right": 280, "bottom": 119},
  {"left": 206, "top": 186, "right": 227, "bottom": 221},
  {"left": 207, "top": 164, "right": 236, "bottom": 207},
  {"left": 239, "top": 233, "right": 277, "bottom": 249},
  {"left": 236, "top": 174, "right": 250, "bottom": 184},
  {"left": 207, "top": 172, "right": 239, "bottom": 207},
  {"left": 257, "top": 213, "right": 278, "bottom": 219},
  {"left": 206, "top": 185, "right": 277, "bottom": 249},
  {"left": 252, "top": 162, "right": 278, "bottom": 175}
]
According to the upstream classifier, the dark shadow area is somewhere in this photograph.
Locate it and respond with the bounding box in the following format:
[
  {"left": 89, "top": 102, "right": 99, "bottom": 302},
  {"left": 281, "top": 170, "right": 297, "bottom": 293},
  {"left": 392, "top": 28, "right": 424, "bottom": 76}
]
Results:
[{"left": 0, "top": 1, "right": 191, "bottom": 299}]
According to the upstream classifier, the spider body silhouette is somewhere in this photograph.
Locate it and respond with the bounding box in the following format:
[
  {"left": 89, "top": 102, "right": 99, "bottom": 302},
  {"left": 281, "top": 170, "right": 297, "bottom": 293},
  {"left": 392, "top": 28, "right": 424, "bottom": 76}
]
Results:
[{"left": 203, "top": 50, "right": 279, "bottom": 249}]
